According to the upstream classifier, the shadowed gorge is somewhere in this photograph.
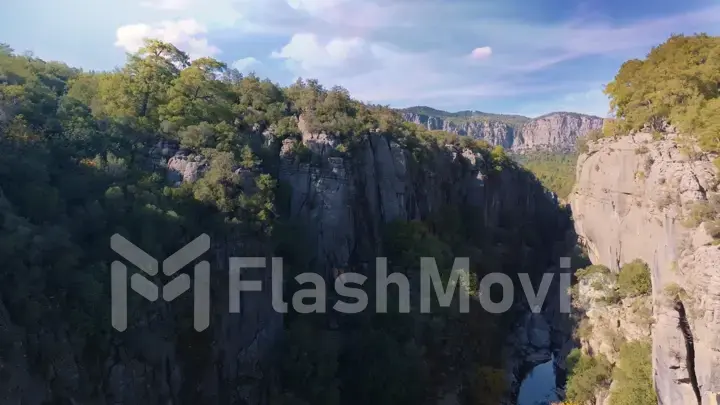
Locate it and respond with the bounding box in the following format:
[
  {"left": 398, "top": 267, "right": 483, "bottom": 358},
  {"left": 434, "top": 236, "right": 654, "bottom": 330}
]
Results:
[{"left": 0, "top": 40, "right": 578, "bottom": 404}]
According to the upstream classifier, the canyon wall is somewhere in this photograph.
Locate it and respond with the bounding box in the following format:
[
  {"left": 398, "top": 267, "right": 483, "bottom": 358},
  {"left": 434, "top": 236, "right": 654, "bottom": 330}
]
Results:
[
  {"left": 402, "top": 111, "right": 603, "bottom": 153},
  {"left": 570, "top": 130, "right": 720, "bottom": 404}
]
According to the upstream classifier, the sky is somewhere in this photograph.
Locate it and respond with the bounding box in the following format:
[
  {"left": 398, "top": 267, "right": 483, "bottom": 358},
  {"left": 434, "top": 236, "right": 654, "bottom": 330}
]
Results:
[{"left": 2, "top": 0, "right": 720, "bottom": 117}]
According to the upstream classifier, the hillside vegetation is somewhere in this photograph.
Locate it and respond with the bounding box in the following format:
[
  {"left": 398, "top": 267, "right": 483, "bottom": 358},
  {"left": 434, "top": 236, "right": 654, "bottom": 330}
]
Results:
[
  {"left": 0, "top": 40, "right": 571, "bottom": 404},
  {"left": 402, "top": 105, "right": 531, "bottom": 128},
  {"left": 603, "top": 34, "right": 720, "bottom": 160},
  {"left": 515, "top": 152, "right": 577, "bottom": 199}
]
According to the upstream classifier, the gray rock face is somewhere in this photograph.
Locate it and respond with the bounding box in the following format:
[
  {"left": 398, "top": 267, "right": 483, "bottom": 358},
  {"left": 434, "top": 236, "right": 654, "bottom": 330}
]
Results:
[
  {"left": 570, "top": 132, "right": 720, "bottom": 405},
  {"left": 514, "top": 113, "right": 605, "bottom": 153},
  {"left": 281, "top": 116, "right": 569, "bottom": 404},
  {"left": 280, "top": 117, "right": 562, "bottom": 277},
  {"left": 403, "top": 111, "right": 603, "bottom": 153},
  {"left": 167, "top": 153, "right": 208, "bottom": 184}
]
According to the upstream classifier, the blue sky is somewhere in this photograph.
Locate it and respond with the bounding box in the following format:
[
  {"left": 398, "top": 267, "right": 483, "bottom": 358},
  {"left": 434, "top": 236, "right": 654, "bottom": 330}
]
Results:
[{"left": 2, "top": 0, "right": 720, "bottom": 117}]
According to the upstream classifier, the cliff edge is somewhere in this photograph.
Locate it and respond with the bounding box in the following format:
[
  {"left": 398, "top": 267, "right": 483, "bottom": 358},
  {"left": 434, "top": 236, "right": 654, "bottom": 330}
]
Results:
[{"left": 570, "top": 129, "right": 720, "bottom": 405}]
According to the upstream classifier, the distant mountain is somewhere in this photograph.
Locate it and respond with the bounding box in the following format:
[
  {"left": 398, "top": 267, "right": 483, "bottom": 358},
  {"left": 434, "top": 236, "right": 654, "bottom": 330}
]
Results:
[{"left": 400, "top": 106, "right": 603, "bottom": 153}]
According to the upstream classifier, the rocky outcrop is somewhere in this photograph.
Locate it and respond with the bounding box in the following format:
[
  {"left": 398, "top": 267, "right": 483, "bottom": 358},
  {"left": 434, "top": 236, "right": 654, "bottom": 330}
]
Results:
[
  {"left": 570, "top": 131, "right": 720, "bottom": 405},
  {"left": 402, "top": 111, "right": 603, "bottom": 153},
  {"left": 280, "top": 116, "right": 572, "bottom": 403},
  {"left": 167, "top": 153, "right": 208, "bottom": 184},
  {"left": 280, "top": 117, "right": 563, "bottom": 278},
  {"left": 514, "top": 113, "right": 604, "bottom": 153}
]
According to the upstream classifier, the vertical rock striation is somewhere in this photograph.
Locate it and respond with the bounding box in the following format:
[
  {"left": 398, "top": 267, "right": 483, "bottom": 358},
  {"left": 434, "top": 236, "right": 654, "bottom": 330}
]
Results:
[
  {"left": 402, "top": 110, "right": 603, "bottom": 153},
  {"left": 570, "top": 131, "right": 720, "bottom": 405},
  {"left": 279, "top": 116, "right": 564, "bottom": 277}
]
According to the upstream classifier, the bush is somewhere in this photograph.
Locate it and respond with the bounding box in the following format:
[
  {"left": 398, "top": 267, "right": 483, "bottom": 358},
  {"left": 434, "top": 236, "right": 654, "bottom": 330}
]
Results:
[
  {"left": 586, "top": 129, "right": 603, "bottom": 141},
  {"left": 610, "top": 341, "right": 656, "bottom": 405},
  {"left": 605, "top": 34, "right": 720, "bottom": 154},
  {"left": 663, "top": 283, "right": 688, "bottom": 303},
  {"left": 574, "top": 318, "right": 593, "bottom": 341},
  {"left": 617, "top": 259, "right": 652, "bottom": 297},
  {"left": 635, "top": 145, "right": 649, "bottom": 154},
  {"left": 682, "top": 201, "right": 717, "bottom": 228},
  {"left": 565, "top": 350, "right": 613, "bottom": 404},
  {"left": 706, "top": 220, "right": 720, "bottom": 240},
  {"left": 577, "top": 137, "right": 589, "bottom": 154},
  {"left": 516, "top": 152, "right": 577, "bottom": 199},
  {"left": 576, "top": 264, "right": 612, "bottom": 279}
]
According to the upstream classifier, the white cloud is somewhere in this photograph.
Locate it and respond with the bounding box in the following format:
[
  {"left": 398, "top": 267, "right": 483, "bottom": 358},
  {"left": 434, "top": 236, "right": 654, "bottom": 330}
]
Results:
[
  {"left": 470, "top": 46, "right": 492, "bottom": 60},
  {"left": 115, "top": 19, "right": 220, "bottom": 59},
  {"left": 140, "top": 0, "right": 193, "bottom": 10},
  {"left": 232, "top": 56, "right": 260, "bottom": 71},
  {"left": 286, "top": 0, "right": 347, "bottom": 14},
  {"left": 271, "top": 33, "right": 370, "bottom": 71}
]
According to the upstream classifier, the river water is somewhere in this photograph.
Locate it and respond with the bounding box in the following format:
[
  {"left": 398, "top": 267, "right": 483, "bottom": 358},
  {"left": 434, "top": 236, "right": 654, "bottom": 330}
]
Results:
[{"left": 517, "top": 356, "right": 560, "bottom": 405}]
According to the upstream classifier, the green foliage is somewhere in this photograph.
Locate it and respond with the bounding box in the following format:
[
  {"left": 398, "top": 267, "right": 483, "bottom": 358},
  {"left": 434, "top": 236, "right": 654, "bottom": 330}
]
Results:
[
  {"left": 0, "top": 39, "right": 574, "bottom": 404},
  {"left": 490, "top": 145, "right": 510, "bottom": 172},
  {"left": 586, "top": 128, "right": 603, "bottom": 141},
  {"left": 605, "top": 34, "right": 720, "bottom": 153},
  {"left": 577, "top": 137, "right": 589, "bottom": 154},
  {"left": 401, "top": 106, "right": 531, "bottom": 128},
  {"left": 574, "top": 318, "right": 593, "bottom": 341},
  {"left": 464, "top": 367, "right": 507, "bottom": 405},
  {"left": 565, "top": 350, "right": 613, "bottom": 404},
  {"left": 610, "top": 341, "right": 656, "bottom": 405},
  {"left": 682, "top": 200, "right": 718, "bottom": 228},
  {"left": 663, "top": 283, "right": 689, "bottom": 303},
  {"left": 617, "top": 259, "right": 652, "bottom": 297},
  {"left": 576, "top": 264, "right": 612, "bottom": 279},
  {"left": 516, "top": 152, "right": 577, "bottom": 199}
]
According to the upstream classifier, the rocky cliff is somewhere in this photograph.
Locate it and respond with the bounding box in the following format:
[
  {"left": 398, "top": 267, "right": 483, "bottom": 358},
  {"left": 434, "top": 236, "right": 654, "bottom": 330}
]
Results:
[
  {"left": 0, "top": 110, "right": 573, "bottom": 405},
  {"left": 570, "top": 130, "right": 720, "bottom": 405},
  {"left": 278, "top": 115, "right": 565, "bottom": 279},
  {"left": 277, "top": 115, "right": 573, "bottom": 403},
  {"left": 402, "top": 109, "right": 603, "bottom": 153}
]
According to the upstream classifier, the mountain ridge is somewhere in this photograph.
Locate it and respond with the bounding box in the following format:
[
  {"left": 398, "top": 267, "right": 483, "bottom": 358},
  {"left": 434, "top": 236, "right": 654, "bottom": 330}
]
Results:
[{"left": 401, "top": 106, "right": 604, "bottom": 153}]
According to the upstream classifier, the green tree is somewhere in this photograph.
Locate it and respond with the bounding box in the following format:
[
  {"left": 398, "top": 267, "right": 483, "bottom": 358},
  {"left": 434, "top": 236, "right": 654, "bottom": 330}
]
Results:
[
  {"left": 605, "top": 34, "right": 720, "bottom": 153},
  {"left": 617, "top": 259, "right": 652, "bottom": 297},
  {"left": 565, "top": 349, "right": 613, "bottom": 404},
  {"left": 610, "top": 341, "right": 656, "bottom": 405}
]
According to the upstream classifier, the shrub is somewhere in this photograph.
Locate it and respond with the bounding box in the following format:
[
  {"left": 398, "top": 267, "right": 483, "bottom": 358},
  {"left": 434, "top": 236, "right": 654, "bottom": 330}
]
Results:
[
  {"left": 565, "top": 350, "right": 613, "bottom": 404},
  {"left": 617, "top": 259, "right": 652, "bottom": 297},
  {"left": 663, "top": 283, "right": 688, "bottom": 303},
  {"left": 576, "top": 264, "right": 612, "bottom": 279},
  {"left": 682, "top": 201, "right": 717, "bottom": 228},
  {"left": 706, "top": 220, "right": 720, "bottom": 240},
  {"left": 577, "top": 137, "right": 589, "bottom": 154},
  {"left": 610, "top": 341, "right": 656, "bottom": 405},
  {"left": 586, "top": 129, "right": 603, "bottom": 141},
  {"left": 600, "top": 288, "right": 622, "bottom": 305},
  {"left": 635, "top": 145, "right": 649, "bottom": 154},
  {"left": 574, "top": 318, "right": 593, "bottom": 341}
]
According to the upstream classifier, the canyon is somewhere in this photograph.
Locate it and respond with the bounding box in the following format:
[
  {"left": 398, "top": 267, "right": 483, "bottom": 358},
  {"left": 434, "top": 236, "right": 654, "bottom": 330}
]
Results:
[{"left": 402, "top": 107, "right": 604, "bottom": 153}]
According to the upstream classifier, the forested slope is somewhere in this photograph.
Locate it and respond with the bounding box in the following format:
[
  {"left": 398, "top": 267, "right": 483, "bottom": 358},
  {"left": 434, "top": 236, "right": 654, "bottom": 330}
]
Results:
[{"left": 0, "top": 40, "right": 572, "bottom": 405}]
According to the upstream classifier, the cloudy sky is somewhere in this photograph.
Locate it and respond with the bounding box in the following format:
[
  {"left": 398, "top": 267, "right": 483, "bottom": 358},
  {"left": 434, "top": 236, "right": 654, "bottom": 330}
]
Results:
[{"left": 2, "top": 0, "right": 719, "bottom": 117}]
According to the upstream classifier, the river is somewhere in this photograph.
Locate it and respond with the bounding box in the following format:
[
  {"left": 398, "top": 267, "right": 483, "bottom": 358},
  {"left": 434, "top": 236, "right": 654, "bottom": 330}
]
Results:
[{"left": 517, "top": 356, "right": 560, "bottom": 405}]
